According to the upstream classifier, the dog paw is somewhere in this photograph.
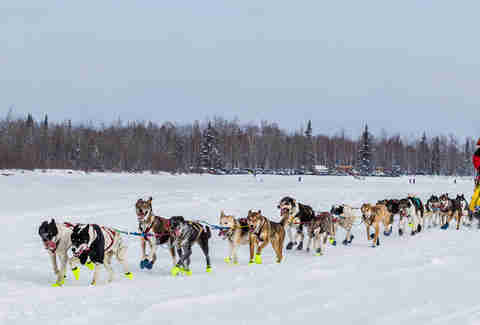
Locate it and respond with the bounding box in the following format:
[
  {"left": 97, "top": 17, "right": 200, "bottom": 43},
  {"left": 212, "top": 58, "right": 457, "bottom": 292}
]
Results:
[
  {"left": 85, "top": 261, "right": 95, "bottom": 271},
  {"left": 72, "top": 267, "right": 80, "bottom": 281},
  {"left": 145, "top": 261, "right": 153, "bottom": 270},
  {"left": 171, "top": 266, "right": 181, "bottom": 276}
]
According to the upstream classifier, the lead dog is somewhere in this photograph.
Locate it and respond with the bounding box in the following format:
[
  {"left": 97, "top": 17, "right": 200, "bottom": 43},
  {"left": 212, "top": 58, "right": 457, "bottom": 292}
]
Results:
[
  {"left": 277, "top": 196, "right": 315, "bottom": 250},
  {"left": 246, "top": 210, "right": 287, "bottom": 264},
  {"left": 71, "top": 224, "right": 132, "bottom": 285},
  {"left": 169, "top": 216, "right": 212, "bottom": 276},
  {"left": 135, "top": 197, "right": 176, "bottom": 269},
  {"left": 305, "top": 212, "right": 335, "bottom": 256},
  {"left": 38, "top": 219, "right": 90, "bottom": 286},
  {"left": 218, "top": 211, "right": 250, "bottom": 264},
  {"left": 330, "top": 204, "right": 360, "bottom": 245},
  {"left": 360, "top": 204, "right": 391, "bottom": 247}
]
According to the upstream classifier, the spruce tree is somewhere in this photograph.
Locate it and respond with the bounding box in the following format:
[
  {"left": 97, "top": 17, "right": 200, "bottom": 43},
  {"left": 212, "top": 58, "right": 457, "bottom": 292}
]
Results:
[
  {"left": 431, "top": 137, "right": 441, "bottom": 175},
  {"left": 304, "top": 120, "right": 315, "bottom": 172},
  {"left": 199, "top": 122, "right": 223, "bottom": 170},
  {"left": 357, "top": 124, "right": 373, "bottom": 176}
]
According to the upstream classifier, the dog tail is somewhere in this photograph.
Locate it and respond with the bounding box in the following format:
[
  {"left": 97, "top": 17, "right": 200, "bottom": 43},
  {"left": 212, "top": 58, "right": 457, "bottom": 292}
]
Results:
[{"left": 205, "top": 226, "right": 211, "bottom": 239}]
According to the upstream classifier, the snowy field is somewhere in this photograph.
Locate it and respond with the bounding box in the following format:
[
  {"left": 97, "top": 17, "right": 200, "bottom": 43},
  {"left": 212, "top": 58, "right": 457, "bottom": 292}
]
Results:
[{"left": 1, "top": 171, "right": 479, "bottom": 325}]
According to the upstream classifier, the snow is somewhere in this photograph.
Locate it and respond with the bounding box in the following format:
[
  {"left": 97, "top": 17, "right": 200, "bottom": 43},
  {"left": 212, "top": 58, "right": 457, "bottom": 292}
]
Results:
[{"left": 1, "top": 172, "right": 478, "bottom": 325}]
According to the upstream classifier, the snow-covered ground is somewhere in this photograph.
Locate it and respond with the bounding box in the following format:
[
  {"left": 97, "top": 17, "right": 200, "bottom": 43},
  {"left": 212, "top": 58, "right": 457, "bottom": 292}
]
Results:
[{"left": 1, "top": 171, "right": 478, "bottom": 325}]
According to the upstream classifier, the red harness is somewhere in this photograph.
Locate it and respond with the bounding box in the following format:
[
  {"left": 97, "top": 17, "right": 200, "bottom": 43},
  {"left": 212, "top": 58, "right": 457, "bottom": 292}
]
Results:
[{"left": 101, "top": 226, "right": 116, "bottom": 252}]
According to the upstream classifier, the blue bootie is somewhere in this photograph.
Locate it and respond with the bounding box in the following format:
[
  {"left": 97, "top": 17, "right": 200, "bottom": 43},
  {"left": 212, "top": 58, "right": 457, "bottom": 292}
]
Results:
[{"left": 441, "top": 223, "right": 449, "bottom": 230}]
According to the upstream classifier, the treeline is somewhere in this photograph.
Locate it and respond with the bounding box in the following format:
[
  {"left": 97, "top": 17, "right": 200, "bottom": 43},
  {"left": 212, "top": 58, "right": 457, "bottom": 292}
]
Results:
[{"left": 0, "top": 111, "right": 476, "bottom": 176}]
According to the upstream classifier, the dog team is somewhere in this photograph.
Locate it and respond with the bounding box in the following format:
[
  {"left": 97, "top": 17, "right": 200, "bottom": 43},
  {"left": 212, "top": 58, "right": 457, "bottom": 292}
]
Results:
[{"left": 38, "top": 192, "right": 477, "bottom": 287}]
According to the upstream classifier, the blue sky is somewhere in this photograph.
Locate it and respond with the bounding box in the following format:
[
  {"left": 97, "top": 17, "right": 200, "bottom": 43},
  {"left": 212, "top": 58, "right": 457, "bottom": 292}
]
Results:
[{"left": 1, "top": 1, "right": 479, "bottom": 138}]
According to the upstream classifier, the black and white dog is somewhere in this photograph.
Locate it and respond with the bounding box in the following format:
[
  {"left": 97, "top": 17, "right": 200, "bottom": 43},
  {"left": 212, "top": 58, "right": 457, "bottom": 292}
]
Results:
[
  {"left": 455, "top": 194, "right": 473, "bottom": 227},
  {"left": 278, "top": 196, "right": 315, "bottom": 250},
  {"left": 425, "top": 195, "right": 441, "bottom": 227},
  {"left": 38, "top": 219, "right": 87, "bottom": 287},
  {"left": 168, "top": 216, "right": 212, "bottom": 276},
  {"left": 70, "top": 224, "right": 132, "bottom": 285}
]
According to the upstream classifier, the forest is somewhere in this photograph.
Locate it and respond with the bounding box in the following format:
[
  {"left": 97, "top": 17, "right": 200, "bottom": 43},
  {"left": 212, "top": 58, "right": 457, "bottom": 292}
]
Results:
[{"left": 0, "top": 110, "right": 475, "bottom": 176}]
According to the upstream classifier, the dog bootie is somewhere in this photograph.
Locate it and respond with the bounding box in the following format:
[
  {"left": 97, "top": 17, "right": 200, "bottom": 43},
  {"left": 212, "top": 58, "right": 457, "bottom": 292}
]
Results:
[
  {"left": 315, "top": 248, "right": 322, "bottom": 256},
  {"left": 85, "top": 261, "right": 95, "bottom": 271},
  {"left": 384, "top": 229, "right": 392, "bottom": 236},
  {"left": 224, "top": 257, "right": 231, "bottom": 264},
  {"left": 255, "top": 254, "right": 262, "bottom": 264},
  {"left": 286, "top": 242, "right": 295, "bottom": 250},
  {"left": 399, "top": 229, "right": 403, "bottom": 236},
  {"left": 140, "top": 259, "right": 147, "bottom": 269},
  {"left": 441, "top": 223, "right": 449, "bottom": 230},
  {"left": 370, "top": 233, "right": 375, "bottom": 239},
  {"left": 348, "top": 235, "right": 354, "bottom": 244},
  {"left": 125, "top": 272, "right": 133, "bottom": 280},
  {"left": 342, "top": 239, "right": 348, "bottom": 245},
  {"left": 296, "top": 242, "right": 303, "bottom": 250},
  {"left": 417, "top": 225, "right": 422, "bottom": 233},
  {"left": 171, "top": 266, "right": 181, "bottom": 276},
  {"left": 329, "top": 238, "right": 337, "bottom": 246},
  {"left": 206, "top": 266, "right": 212, "bottom": 273},
  {"left": 51, "top": 277, "right": 65, "bottom": 287},
  {"left": 145, "top": 260, "right": 153, "bottom": 270},
  {"left": 72, "top": 267, "right": 80, "bottom": 281},
  {"left": 248, "top": 260, "right": 255, "bottom": 265}
]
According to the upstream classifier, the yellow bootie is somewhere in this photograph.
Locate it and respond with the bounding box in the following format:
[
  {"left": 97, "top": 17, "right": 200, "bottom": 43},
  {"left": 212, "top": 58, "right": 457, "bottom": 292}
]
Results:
[
  {"left": 72, "top": 267, "right": 80, "bottom": 281},
  {"left": 125, "top": 272, "right": 133, "bottom": 280},
  {"left": 85, "top": 261, "right": 95, "bottom": 271},
  {"left": 224, "top": 257, "right": 231, "bottom": 264},
  {"left": 185, "top": 269, "right": 193, "bottom": 276},
  {"left": 206, "top": 266, "right": 212, "bottom": 273},
  {"left": 171, "top": 266, "right": 181, "bottom": 276},
  {"left": 51, "top": 277, "right": 65, "bottom": 287},
  {"left": 255, "top": 254, "right": 262, "bottom": 264},
  {"left": 248, "top": 260, "right": 255, "bottom": 265}
]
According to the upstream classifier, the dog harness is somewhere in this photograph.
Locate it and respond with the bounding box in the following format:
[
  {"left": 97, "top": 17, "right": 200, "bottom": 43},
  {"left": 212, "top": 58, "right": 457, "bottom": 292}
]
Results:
[{"left": 101, "top": 226, "right": 116, "bottom": 253}]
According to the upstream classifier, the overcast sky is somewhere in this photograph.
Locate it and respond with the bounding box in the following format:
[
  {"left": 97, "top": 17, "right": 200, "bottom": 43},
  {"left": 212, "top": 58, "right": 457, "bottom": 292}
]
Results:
[{"left": 2, "top": 1, "right": 479, "bottom": 139}]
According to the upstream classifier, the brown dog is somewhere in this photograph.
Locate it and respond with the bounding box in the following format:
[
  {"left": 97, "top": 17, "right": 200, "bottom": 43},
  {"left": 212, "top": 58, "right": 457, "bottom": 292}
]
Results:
[
  {"left": 218, "top": 211, "right": 250, "bottom": 264},
  {"left": 135, "top": 197, "right": 176, "bottom": 269},
  {"left": 246, "top": 210, "right": 286, "bottom": 264},
  {"left": 360, "top": 203, "right": 392, "bottom": 248}
]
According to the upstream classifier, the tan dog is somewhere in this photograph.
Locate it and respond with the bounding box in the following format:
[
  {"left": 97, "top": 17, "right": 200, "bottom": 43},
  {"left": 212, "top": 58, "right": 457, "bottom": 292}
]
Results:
[
  {"left": 360, "top": 204, "right": 392, "bottom": 248},
  {"left": 246, "top": 210, "right": 286, "bottom": 264},
  {"left": 135, "top": 197, "right": 176, "bottom": 269},
  {"left": 218, "top": 211, "right": 250, "bottom": 264}
]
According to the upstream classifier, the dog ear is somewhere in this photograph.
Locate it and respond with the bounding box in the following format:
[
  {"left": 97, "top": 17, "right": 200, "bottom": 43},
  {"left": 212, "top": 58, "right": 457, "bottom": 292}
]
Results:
[{"left": 50, "top": 218, "right": 55, "bottom": 225}]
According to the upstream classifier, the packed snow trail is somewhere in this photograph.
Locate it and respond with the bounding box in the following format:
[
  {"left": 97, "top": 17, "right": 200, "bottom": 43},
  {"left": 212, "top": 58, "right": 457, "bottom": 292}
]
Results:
[{"left": 1, "top": 171, "right": 478, "bottom": 325}]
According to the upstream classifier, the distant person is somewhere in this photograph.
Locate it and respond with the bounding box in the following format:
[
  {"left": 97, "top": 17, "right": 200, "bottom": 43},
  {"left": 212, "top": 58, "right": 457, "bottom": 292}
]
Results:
[{"left": 470, "top": 138, "right": 480, "bottom": 213}]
